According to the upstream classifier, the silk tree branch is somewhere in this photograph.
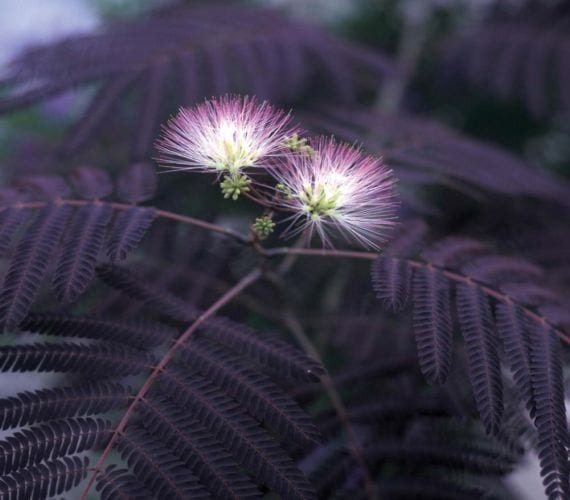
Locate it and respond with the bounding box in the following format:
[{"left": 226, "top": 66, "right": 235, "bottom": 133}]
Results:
[
  {"left": 265, "top": 271, "right": 378, "bottom": 500},
  {"left": 80, "top": 267, "right": 262, "bottom": 499},
  {"left": 2, "top": 198, "right": 250, "bottom": 244},
  {"left": 263, "top": 246, "right": 570, "bottom": 345}
]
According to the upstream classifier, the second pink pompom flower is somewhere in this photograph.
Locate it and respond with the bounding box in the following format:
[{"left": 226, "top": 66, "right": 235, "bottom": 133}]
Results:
[{"left": 270, "top": 137, "right": 397, "bottom": 249}]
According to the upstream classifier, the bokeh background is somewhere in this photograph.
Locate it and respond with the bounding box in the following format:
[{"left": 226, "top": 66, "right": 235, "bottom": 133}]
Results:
[{"left": 0, "top": 1, "right": 568, "bottom": 499}]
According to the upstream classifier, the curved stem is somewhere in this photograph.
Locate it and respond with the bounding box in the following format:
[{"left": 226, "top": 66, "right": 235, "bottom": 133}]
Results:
[
  {"left": 264, "top": 247, "right": 570, "bottom": 345},
  {"left": 265, "top": 271, "right": 378, "bottom": 500},
  {"left": 4, "top": 198, "right": 566, "bottom": 345},
  {"left": 4, "top": 199, "right": 250, "bottom": 244},
  {"left": 9, "top": 195, "right": 566, "bottom": 345},
  {"left": 263, "top": 246, "right": 377, "bottom": 261},
  {"left": 283, "top": 312, "right": 378, "bottom": 500},
  {"left": 79, "top": 268, "right": 262, "bottom": 499}
]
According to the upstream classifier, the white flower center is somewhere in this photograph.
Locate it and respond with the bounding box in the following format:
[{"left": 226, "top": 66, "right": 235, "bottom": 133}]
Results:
[
  {"left": 211, "top": 120, "right": 262, "bottom": 173},
  {"left": 299, "top": 172, "right": 349, "bottom": 220}
]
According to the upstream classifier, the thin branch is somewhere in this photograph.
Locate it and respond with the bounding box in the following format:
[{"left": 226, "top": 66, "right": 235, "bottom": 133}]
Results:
[
  {"left": 79, "top": 267, "right": 262, "bottom": 499},
  {"left": 264, "top": 247, "right": 570, "bottom": 345},
  {"left": 264, "top": 246, "right": 378, "bottom": 261},
  {"left": 3, "top": 199, "right": 250, "bottom": 244},
  {"left": 6, "top": 198, "right": 566, "bottom": 345},
  {"left": 284, "top": 313, "right": 378, "bottom": 500},
  {"left": 376, "top": 5, "right": 431, "bottom": 112},
  {"left": 265, "top": 271, "right": 378, "bottom": 500}
]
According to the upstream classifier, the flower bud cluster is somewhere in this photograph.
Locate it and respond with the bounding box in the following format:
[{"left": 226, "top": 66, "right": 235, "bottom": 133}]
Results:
[{"left": 156, "top": 95, "right": 397, "bottom": 249}]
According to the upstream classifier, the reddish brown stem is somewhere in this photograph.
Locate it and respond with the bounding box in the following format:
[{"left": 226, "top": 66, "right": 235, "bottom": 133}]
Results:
[
  {"left": 79, "top": 268, "right": 262, "bottom": 499},
  {"left": 3, "top": 199, "right": 250, "bottom": 244},
  {"left": 263, "top": 246, "right": 378, "bottom": 261},
  {"left": 263, "top": 247, "right": 570, "bottom": 345},
  {"left": 3, "top": 199, "right": 566, "bottom": 345}
]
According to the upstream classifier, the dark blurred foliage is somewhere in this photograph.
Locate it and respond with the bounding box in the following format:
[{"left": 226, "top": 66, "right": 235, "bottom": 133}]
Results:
[
  {"left": 0, "top": 1, "right": 569, "bottom": 499},
  {"left": 342, "top": 0, "right": 570, "bottom": 178}
]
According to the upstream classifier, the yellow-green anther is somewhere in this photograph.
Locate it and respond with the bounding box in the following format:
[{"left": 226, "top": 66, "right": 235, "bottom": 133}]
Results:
[{"left": 300, "top": 183, "right": 342, "bottom": 219}]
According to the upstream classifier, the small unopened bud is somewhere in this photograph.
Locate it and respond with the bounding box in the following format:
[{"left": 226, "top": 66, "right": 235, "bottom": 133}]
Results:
[
  {"left": 275, "top": 182, "right": 293, "bottom": 199},
  {"left": 283, "top": 133, "right": 315, "bottom": 158},
  {"left": 220, "top": 173, "right": 251, "bottom": 200},
  {"left": 251, "top": 216, "right": 275, "bottom": 239}
]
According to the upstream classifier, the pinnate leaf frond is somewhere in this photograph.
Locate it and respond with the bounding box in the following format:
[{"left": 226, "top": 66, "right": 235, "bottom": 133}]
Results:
[
  {"left": 456, "top": 283, "right": 504, "bottom": 434},
  {"left": 19, "top": 312, "right": 176, "bottom": 349},
  {"left": 0, "top": 418, "right": 109, "bottom": 475},
  {"left": 0, "top": 456, "right": 89, "bottom": 500},
  {"left": 0, "top": 205, "right": 72, "bottom": 330},
  {"left": 371, "top": 234, "right": 570, "bottom": 497},
  {"left": 52, "top": 203, "right": 113, "bottom": 303},
  {"left": 0, "top": 382, "right": 129, "bottom": 431},
  {"left": 411, "top": 266, "right": 453, "bottom": 384}
]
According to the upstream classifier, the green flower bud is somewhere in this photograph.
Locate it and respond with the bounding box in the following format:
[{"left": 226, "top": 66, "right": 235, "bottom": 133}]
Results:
[
  {"left": 282, "top": 133, "right": 315, "bottom": 158},
  {"left": 275, "top": 183, "right": 293, "bottom": 199},
  {"left": 251, "top": 216, "right": 276, "bottom": 239},
  {"left": 220, "top": 173, "right": 252, "bottom": 201}
]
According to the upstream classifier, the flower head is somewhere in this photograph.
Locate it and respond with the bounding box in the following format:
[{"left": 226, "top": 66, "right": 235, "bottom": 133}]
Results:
[
  {"left": 271, "top": 138, "right": 398, "bottom": 249},
  {"left": 155, "top": 95, "right": 296, "bottom": 175}
]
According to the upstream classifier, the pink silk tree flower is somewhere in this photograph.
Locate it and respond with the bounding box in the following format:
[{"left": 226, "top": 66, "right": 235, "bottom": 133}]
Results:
[
  {"left": 155, "top": 95, "right": 296, "bottom": 176},
  {"left": 271, "top": 137, "right": 398, "bottom": 249}
]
